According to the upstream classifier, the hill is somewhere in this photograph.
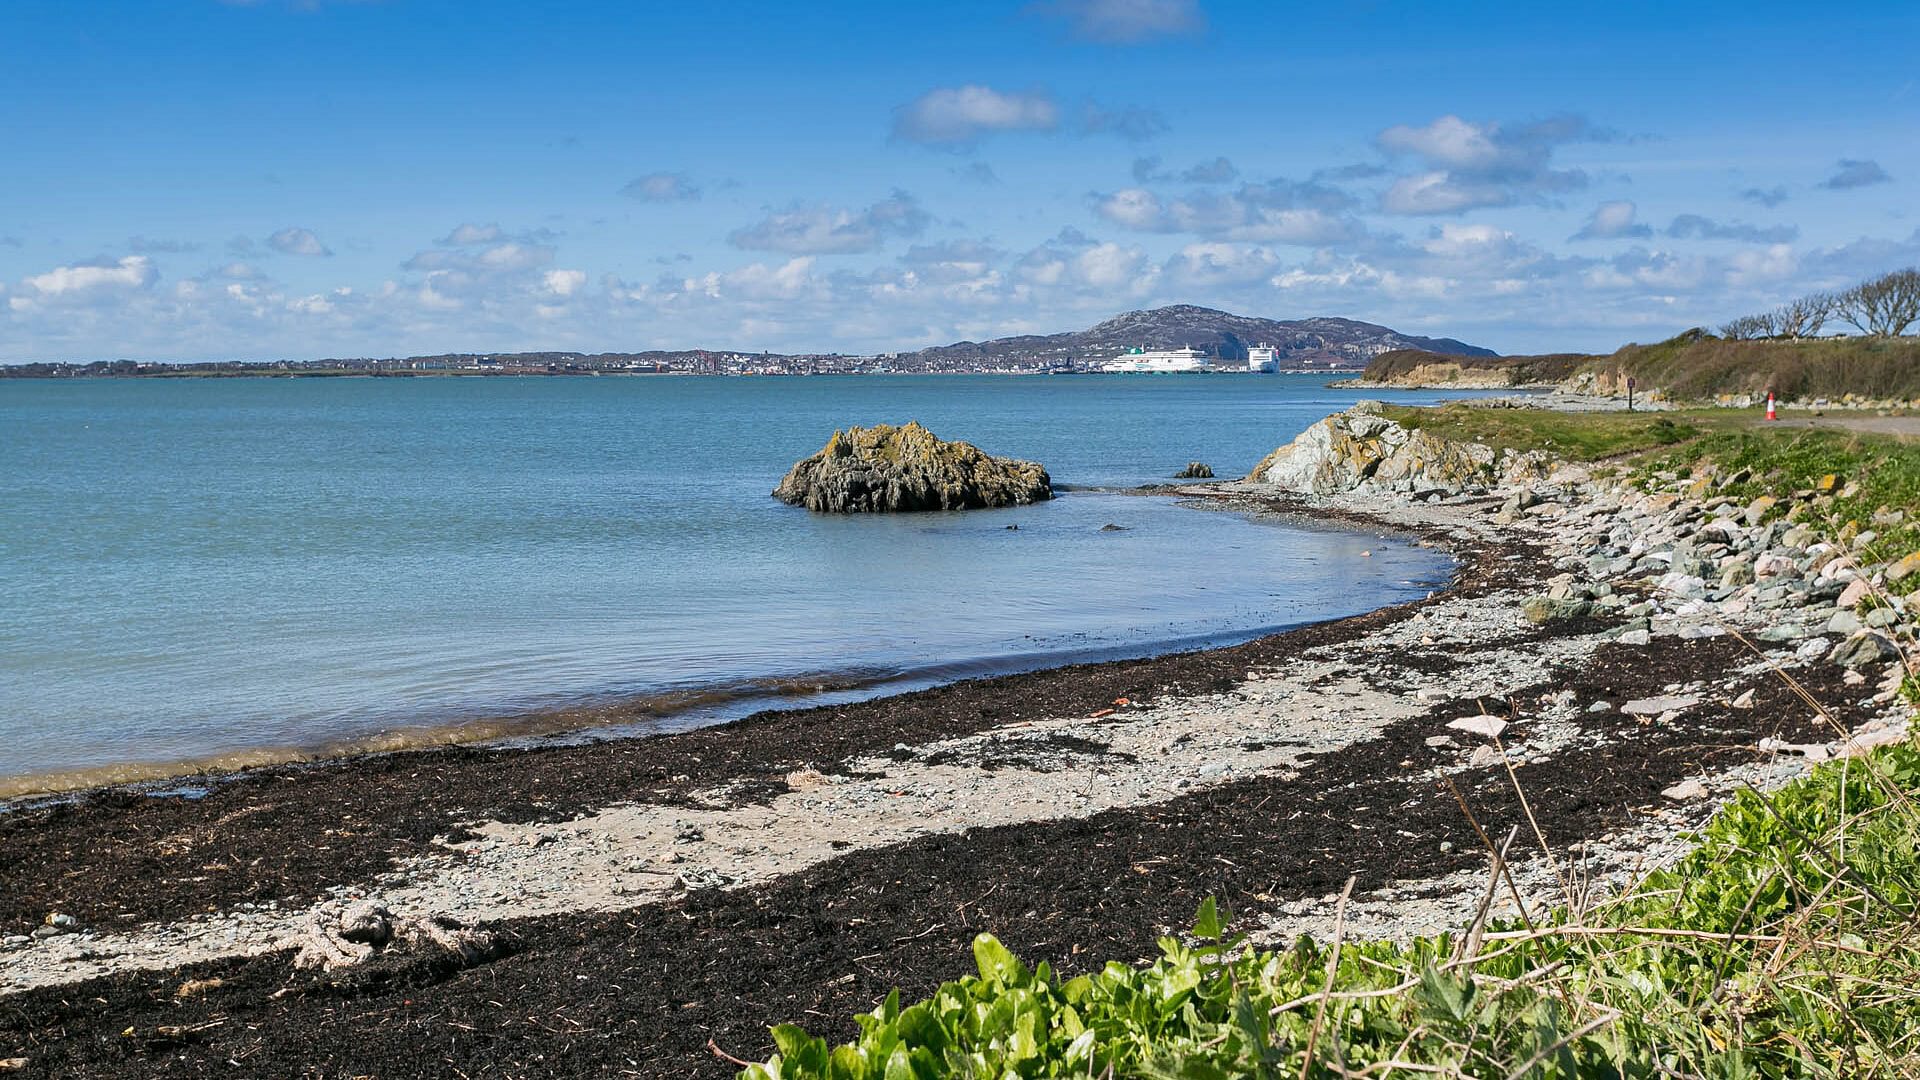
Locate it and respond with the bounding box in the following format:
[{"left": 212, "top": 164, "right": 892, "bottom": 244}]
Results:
[
  {"left": 896, "top": 305, "right": 1495, "bottom": 370},
  {"left": 1361, "top": 333, "right": 1920, "bottom": 403}
]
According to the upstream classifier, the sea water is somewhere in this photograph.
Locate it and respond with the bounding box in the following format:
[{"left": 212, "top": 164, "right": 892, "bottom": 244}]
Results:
[{"left": 0, "top": 374, "right": 1494, "bottom": 790}]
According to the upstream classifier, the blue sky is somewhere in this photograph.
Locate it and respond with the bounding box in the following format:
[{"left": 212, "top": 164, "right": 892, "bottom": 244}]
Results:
[{"left": 2, "top": 0, "right": 1915, "bottom": 361}]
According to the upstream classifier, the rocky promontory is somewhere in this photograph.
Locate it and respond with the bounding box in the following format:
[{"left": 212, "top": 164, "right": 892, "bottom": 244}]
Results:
[
  {"left": 773, "top": 422, "right": 1052, "bottom": 513},
  {"left": 1247, "top": 401, "right": 1548, "bottom": 495}
]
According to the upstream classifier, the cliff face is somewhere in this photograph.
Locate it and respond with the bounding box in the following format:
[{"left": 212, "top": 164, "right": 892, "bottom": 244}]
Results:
[
  {"left": 1247, "top": 403, "right": 1548, "bottom": 495},
  {"left": 1357, "top": 349, "right": 1592, "bottom": 389},
  {"left": 773, "top": 422, "right": 1052, "bottom": 513}
]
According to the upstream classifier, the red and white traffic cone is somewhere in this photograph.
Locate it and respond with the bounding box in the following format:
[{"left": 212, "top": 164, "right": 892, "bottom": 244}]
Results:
[{"left": 1765, "top": 391, "right": 1777, "bottom": 421}]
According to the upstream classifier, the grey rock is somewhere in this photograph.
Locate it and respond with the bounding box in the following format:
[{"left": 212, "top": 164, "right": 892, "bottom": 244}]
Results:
[
  {"left": 1622, "top": 695, "right": 1699, "bottom": 716},
  {"left": 1827, "top": 610, "right": 1864, "bottom": 635},
  {"left": 1830, "top": 633, "right": 1899, "bottom": 670}
]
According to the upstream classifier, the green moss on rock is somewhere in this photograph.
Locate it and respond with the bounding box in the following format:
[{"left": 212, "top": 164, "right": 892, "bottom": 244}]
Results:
[{"left": 773, "top": 422, "right": 1052, "bottom": 513}]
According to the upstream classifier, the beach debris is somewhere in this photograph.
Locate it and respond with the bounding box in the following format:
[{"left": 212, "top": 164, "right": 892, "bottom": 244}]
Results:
[
  {"left": 784, "top": 767, "right": 834, "bottom": 792},
  {"left": 1621, "top": 695, "right": 1698, "bottom": 716},
  {"left": 0, "top": 1057, "right": 26, "bottom": 1071},
  {"left": 1446, "top": 714, "right": 1508, "bottom": 739},
  {"left": 174, "top": 977, "right": 225, "bottom": 1000},
  {"left": 291, "top": 899, "right": 496, "bottom": 972},
  {"left": 1662, "top": 778, "right": 1709, "bottom": 802},
  {"left": 1730, "top": 689, "right": 1756, "bottom": 709},
  {"left": 773, "top": 422, "right": 1051, "bottom": 513},
  {"left": 676, "top": 866, "right": 735, "bottom": 891}
]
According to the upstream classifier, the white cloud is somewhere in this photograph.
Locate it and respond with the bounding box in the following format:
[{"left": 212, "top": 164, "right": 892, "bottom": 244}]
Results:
[
  {"left": 267, "top": 227, "right": 332, "bottom": 257},
  {"left": 891, "top": 86, "right": 1060, "bottom": 145},
  {"left": 1092, "top": 180, "right": 1361, "bottom": 245},
  {"left": 1034, "top": 0, "right": 1204, "bottom": 43},
  {"left": 20, "top": 255, "right": 158, "bottom": 299},
  {"left": 441, "top": 223, "right": 505, "bottom": 245},
  {"left": 1571, "top": 201, "right": 1652, "bottom": 241},
  {"left": 728, "top": 191, "right": 929, "bottom": 254},
  {"left": 543, "top": 269, "right": 587, "bottom": 296},
  {"left": 620, "top": 172, "right": 702, "bottom": 201},
  {"left": 1374, "top": 114, "right": 1599, "bottom": 215}
]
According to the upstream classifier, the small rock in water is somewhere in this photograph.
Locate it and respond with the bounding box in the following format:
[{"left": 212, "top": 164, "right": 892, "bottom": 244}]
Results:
[{"left": 1099, "top": 523, "right": 1129, "bottom": 532}]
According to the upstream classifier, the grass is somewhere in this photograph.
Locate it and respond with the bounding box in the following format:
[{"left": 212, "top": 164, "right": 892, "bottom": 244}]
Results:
[
  {"left": 740, "top": 742, "right": 1920, "bottom": 1079},
  {"left": 1365, "top": 335, "right": 1920, "bottom": 404},
  {"left": 1374, "top": 404, "right": 1735, "bottom": 462},
  {"left": 1602, "top": 336, "right": 1920, "bottom": 403}
]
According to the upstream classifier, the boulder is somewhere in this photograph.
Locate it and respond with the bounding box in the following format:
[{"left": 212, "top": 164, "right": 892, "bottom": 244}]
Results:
[
  {"left": 773, "top": 422, "right": 1051, "bottom": 513},
  {"left": 1521, "top": 595, "right": 1595, "bottom": 625},
  {"left": 1246, "top": 403, "right": 1496, "bottom": 494},
  {"left": 1888, "top": 551, "right": 1920, "bottom": 583},
  {"left": 1830, "top": 633, "right": 1899, "bottom": 670},
  {"left": 1174, "top": 461, "right": 1215, "bottom": 479}
]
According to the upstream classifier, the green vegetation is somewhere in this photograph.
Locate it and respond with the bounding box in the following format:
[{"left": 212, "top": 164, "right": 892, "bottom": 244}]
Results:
[
  {"left": 1364, "top": 329, "right": 1920, "bottom": 404},
  {"left": 744, "top": 743, "right": 1920, "bottom": 1078},
  {"left": 1600, "top": 334, "right": 1920, "bottom": 403},
  {"left": 1376, "top": 403, "right": 1714, "bottom": 461}
]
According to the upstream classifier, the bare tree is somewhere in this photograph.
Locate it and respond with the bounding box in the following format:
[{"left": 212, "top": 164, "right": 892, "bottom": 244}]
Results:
[
  {"left": 1772, "top": 292, "right": 1834, "bottom": 338},
  {"left": 1835, "top": 268, "right": 1920, "bottom": 336},
  {"left": 1720, "top": 314, "right": 1772, "bottom": 340}
]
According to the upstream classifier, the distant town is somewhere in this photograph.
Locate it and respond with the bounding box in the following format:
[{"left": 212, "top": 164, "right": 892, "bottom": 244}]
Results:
[
  {"left": 0, "top": 305, "right": 1490, "bottom": 379},
  {"left": 0, "top": 350, "right": 1368, "bottom": 379}
]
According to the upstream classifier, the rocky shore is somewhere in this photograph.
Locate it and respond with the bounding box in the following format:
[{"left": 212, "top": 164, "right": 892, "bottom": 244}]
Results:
[{"left": 0, "top": 405, "right": 1912, "bottom": 1078}]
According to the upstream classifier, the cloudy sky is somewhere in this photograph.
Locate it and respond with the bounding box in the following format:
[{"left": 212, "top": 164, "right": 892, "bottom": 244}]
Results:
[{"left": 3, "top": 0, "right": 1916, "bottom": 361}]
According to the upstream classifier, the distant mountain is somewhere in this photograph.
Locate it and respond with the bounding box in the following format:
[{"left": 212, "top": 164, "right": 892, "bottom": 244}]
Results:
[{"left": 894, "top": 305, "right": 1496, "bottom": 370}]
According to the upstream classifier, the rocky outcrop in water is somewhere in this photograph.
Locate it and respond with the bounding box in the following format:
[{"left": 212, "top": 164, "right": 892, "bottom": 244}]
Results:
[
  {"left": 1247, "top": 402, "right": 1545, "bottom": 495},
  {"left": 773, "top": 422, "right": 1052, "bottom": 513}
]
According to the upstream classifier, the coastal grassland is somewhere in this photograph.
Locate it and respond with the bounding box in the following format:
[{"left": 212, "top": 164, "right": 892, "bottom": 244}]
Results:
[
  {"left": 744, "top": 742, "right": 1920, "bottom": 1079},
  {"left": 1365, "top": 335, "right": 1920, "bottom": 403},
  {"left": 1599, "top": 335, "right": 1920, "bottom": 403},
  {"left": 1375, "top": 402, "right": 1728, "bottom": 461}
]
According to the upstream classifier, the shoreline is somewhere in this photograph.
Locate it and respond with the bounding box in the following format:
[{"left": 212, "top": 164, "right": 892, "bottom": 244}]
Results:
[
  {"left": 0, "top": 490, "right": 1449, "bottom": 805},
  {"left": 1, "top": 458, "right": 1910, "bottom": 1077}
]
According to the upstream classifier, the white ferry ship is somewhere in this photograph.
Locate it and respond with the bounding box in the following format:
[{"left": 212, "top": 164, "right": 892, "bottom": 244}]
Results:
[
  {"left": 1247, "top": 345, "right": 1279, "bottom": 373},
  {"left": 1099, "top": 347, "right": 1209, "bottom": 373}
]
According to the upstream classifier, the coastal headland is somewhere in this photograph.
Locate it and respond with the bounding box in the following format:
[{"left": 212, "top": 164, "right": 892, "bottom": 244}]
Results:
[{"left": 2, "top": 399, "right": 1916, "bottom": 1076}]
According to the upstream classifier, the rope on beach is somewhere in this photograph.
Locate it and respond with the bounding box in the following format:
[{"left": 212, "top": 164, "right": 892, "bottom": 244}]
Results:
[{"left": 291, "top": 898, "right": 496, "bottom": 972}]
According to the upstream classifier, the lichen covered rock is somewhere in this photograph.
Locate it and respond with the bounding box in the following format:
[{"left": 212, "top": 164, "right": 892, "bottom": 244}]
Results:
[
  {"left": 1246, "top": 402, "right": 1515, "bottom": 494},
  {"left": 774, "top": 422, "right": 1052, "bottom": 513}
]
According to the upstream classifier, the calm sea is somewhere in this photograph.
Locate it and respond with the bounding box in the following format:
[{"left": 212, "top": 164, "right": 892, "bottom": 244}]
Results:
[{"left": 0, "top": 374, "right": 1492, "bottom": 792}]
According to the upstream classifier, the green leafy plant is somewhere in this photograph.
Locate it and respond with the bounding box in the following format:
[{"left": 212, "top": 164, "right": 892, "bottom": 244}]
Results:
[{"left": 741, "top": 743, "right": 1920, "bottom": 1079}]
